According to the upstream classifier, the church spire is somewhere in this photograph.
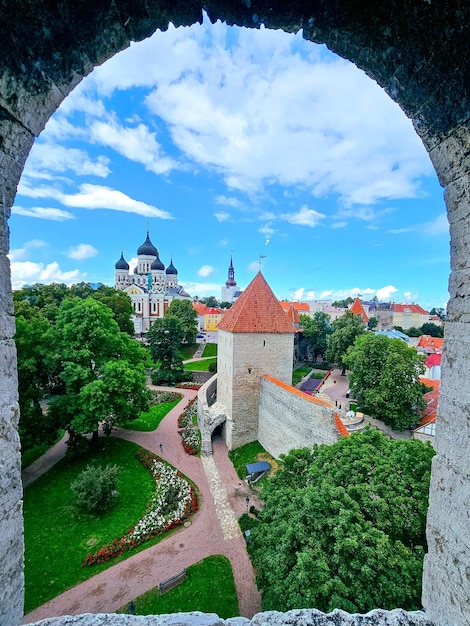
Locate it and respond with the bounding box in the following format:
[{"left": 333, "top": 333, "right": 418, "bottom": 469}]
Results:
[{"left": 226, "top": 254, "right": 237, "bottom": 287}]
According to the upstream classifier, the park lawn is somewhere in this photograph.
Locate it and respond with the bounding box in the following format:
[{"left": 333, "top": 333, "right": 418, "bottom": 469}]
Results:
[
  {"left": 228, "top": 441, "right": 273, "bottom": 480},
  {"left": 202, "top": 343, "right": 217, "bottom": 357},
  {"left": 118, "top": 398, "right": 181, "bottom": 431},
  {"left": 23, "top": 438, "right": 178, "bottom": 613},
  {"left": 179, "top": 343, "right": 199, "bottom": 360},
  {"left": 292, "top": 365, "right": 311, "bottom": 386},
  {"left": 184, "top": 358, "right": 217, "bottom": 372},
  {"left": 119, "top": 556, "right": 238, "bottom": 618}
]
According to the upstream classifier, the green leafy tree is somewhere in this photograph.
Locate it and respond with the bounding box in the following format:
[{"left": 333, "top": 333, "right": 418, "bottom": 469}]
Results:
[
  {"left": 300, "top": 312, "right": 332, "bottom": 362},
  {"left": 147, "top": 315, "right": 184, "bottom": 371},
  {"left": 48, "top": 297, "right": 149, "bottom": 440},
  {"left": 219, "top": 301, "right": 233, "bottom": 309},
  {"left": 367, "top": 316, "right": 378, "bottom": 330},
  {"left": 199, "top": 296, "right": 219, "bottom": 307},
  {"left": 331, "top": 296, "right": 354, "bottom": 308},
  {"left": 325, "top": 310, "right": 366, "bottom": 374},
  {"left": 429, "top": 307, "right": 446, "bottom": 320},
  {"left": 248, "top": 428, "right": 435, "bottom": 613},
  {"left": 406, "top": 326, "right": 423, "bottom": 337},
  {"left": 420, "top": 322, "right": 444, "bottom": 338},
  {"left": 165, "top": 299, "right": 198, "bottom": 344},
  {"left": 344, "top": 333, "right": 426, "bottom": 430},
  {"left": 71, "top": 464, "right": 120, "bottom": 514}
]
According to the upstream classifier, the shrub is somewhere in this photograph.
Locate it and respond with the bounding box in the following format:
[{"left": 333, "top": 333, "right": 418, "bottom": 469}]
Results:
[
  {"left": 151, "top": 369, "right": 192, "bottom": 386},
  {"left": 208, "top": 361, "right": 217, "bottom": 373},
  {"left": 71, "top": 463, "right": 119, "bottom": 515},
  {"left": 149, "top": 390, "right": 182, "bottom": 405}
]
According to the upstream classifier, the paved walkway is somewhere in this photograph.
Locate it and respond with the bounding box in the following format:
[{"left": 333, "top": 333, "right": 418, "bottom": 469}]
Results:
[{"left": 22, "top": 385, "right": 261, "bottom": 624}]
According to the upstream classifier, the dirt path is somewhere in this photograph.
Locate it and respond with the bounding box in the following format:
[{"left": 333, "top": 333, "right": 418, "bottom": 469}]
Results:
[{"left": 22, "top": 385, "right": 261, "bottom": 623}]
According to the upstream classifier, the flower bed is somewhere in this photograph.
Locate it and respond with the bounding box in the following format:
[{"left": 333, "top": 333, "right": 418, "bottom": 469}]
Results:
[
  {"left": 176, "top": 382, "right": 202, "bottom": 390},
  {"left": 177, "top": 399, "right": 201, "bottom": 455},
  {"left": 82, "top": 450, "right": 198, "bottom": 566}
]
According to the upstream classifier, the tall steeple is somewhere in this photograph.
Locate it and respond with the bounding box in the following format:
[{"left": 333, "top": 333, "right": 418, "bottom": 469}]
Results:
[{"left": 226, "top": 255, "right": 237, "bottom": 287}]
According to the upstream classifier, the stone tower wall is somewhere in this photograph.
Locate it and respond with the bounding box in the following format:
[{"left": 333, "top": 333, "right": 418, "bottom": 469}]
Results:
[
  {"left": 217, "top": 330, "right": 293, "bottom": 450},
  {"left": 258, "top": 376, "right": 338, "bottom": 459}
]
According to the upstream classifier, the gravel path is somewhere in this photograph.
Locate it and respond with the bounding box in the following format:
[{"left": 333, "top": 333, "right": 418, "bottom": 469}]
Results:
[{"left": 22, "top": 385, "right": 261, "bottom": 623}]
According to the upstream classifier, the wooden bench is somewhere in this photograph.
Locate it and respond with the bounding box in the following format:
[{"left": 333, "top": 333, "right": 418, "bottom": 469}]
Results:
[{"left": 159, "top": 569, "right": 187, "bottom": 594}]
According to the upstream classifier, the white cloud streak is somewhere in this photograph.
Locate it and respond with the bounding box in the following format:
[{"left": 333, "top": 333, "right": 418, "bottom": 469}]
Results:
[{"left": 68, "top": 244, "right": 98, "bottom": 260}]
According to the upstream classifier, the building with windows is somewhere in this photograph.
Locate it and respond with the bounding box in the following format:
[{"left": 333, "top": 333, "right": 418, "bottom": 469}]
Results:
[
  {"left": 114, "top": 230, "right": 192, "bottom": 334},
  {"left": 221, "top": 256, "right": 242, "bottom": 303}
]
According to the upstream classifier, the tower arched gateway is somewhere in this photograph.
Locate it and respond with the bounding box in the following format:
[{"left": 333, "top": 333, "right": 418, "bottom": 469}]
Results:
[{"left": 0, "top": 3, "right": 468, "bottom": 625}]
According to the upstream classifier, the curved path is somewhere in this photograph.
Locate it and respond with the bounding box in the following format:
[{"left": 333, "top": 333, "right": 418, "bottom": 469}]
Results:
[{"left": 23, "top": 386, "right": 261, "bottom": 624}]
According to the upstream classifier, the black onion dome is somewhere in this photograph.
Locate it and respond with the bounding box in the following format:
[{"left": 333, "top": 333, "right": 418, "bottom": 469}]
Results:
[
  {"left": 151, "top": 253, "right": 165, "bottom": 271},
  {"left": 115, "top": 253, "right": 129, "bottom": 270},
  {"left": 137, "top": 233, "right": 158, "bottom": 256},
  {"left": 166, "top": 259, "right": 177, "bottom": 275}
]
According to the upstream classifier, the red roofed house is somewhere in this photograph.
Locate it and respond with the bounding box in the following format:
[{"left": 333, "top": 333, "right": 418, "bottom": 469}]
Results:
[
  {"left": 392, "top": 303, "right": 430, "bottom": 329},
  {"left": 198, "top": 272, "right": 341, "bottom": 456},
  {"left": 424, "top": 353, "right": 442, "bottom": 380},
  {"left": 413, "top": 380, "right": 440, "bottom": 445},
  {"left": 417, "top": 335, "right": 444, "bottom": 354}
]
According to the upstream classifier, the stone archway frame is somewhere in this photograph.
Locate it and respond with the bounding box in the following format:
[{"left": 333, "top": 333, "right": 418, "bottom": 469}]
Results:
[{"left": 0, "top": 3, "right": 468, "bottom": 625}]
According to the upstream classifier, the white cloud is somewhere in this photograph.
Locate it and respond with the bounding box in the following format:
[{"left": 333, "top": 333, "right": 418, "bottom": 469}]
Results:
[
  {"left": 9, "top": 239, "right": 48, "bottom": 262},
  {"left": 180, "top": 281, "right": 222, "bottom": 298},
  {"left": 292, "top": 287, "right": 304, "bottom": 300},
  {"left": 332, "top": 221, "right": 347, "bottom": 229},
  {"left": 280, "top": 205, "right": 326, "bottom": 228},
  {"left": 88, "top": 115, "right": 177, "bottom": 175},
  {"left": 248, "top": 260, "right": 261, "bottom": 272},
  {"left": 335, "top": 206, "right": 394, "bottom": 222},
  {"left": 217, "top": 239, "right": 229, "bottom": 247},
  {"left": 388, "top": 213, "right": 448, "bottom": 236},
  {"left": 197, "top": 265, "right": 214, "bottom": 277},
  {"left": 216, "top": 195, "right": 244, "bottom": 209},
  {"left": 259, "top": 222, "right": 275, "bottom": 239},
  {"left": 376, "top": 285, "right": 398, "bottom": 300},
  {"left": 12, "top": 206, "right": 75, "bottom": 221},
  {"left": 10, "top": 261, "right": 85, "bottom": 290},
  {"left": 214, "top": 211, "right": 230, "bottom": 222},
  {"left": 17, "top": 182, "right": 173, "bottom": 219},
  {"left": 404, "top": 291, "right": 418, "bottom": 301},
  {"left": 68, "top": 244, "right": 98, "bottom": 260},
  {"left": 23, "top": 143, "right": 110, "bottom": 180}
]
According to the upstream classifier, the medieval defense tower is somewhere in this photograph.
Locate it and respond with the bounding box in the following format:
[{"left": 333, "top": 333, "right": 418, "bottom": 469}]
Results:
[{"left": 216, "top": 272, "right": 296, "bottom": 450}]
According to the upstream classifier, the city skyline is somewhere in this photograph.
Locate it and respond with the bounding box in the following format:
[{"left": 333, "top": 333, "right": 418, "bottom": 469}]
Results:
[{"left": 9, "top": 14, "right": 449, "bottom": 310}]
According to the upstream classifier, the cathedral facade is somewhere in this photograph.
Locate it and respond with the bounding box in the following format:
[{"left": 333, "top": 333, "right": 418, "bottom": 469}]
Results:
[{"left": 114, "top": 231, "right": 192, "bottom": 334}]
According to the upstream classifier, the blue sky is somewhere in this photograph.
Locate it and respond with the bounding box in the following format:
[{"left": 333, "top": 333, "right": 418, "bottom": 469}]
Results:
[{"left": 9, "top": 15, "right": 449, "bottom": 310}]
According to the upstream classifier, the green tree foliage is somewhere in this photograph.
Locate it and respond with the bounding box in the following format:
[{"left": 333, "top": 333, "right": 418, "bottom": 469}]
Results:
[
  {"left": 367, "top": 316, "right": 378, "bottom": 330},
  {"left": 420, "top": 322, "right": 444, "bottom": 338},
  {"left": 429, "top": 307, "right": 446, "bottom": 320},
  {"left": 300, "top": 312, "right": 332, "bottom": 362},
  {"left": 199, "top": 296, "right": 219, "bottom": 307},
  {"left": 47, "top": 297, "right": 149, "bottom": 439},
  {"left": 325, "top": 311, "right": 366, "bottom": 374},
  {"left": 248, "top": 429, "right": 435, "bottom": 613},
  {"left": 71, "top": 463, "right": 119, "bottom": 514},
  {"left": 165, "top": 299, "right": 198, "bottom": 344},
  {"left": 344, "top": 334, "right": 426, "bottom": 430},
  {"left": 219, "top": 301, "right": 233, "bottom": 309},
  {"left": 147, "top": 316, "right": 183, "bottom": 369},
  {"left": 331, "top": 296, "right": 354, "bottom": 308}
]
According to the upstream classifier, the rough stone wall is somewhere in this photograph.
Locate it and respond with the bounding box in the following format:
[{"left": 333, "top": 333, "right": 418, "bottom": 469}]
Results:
[
  {"left": 419, "top": 123, "right": 470, "bottom": 626},
  {"left": 0, "top": 2, "right": 468, "bottom": 625},
  {"left": 258, "top": 376, "right": 338, "bottom": 459},
  {"left": 217, "top": 330, "right": 293, "bottom": 450}
]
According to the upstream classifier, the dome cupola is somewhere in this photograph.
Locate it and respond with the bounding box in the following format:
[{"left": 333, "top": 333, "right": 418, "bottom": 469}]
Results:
[
  {"left": 115, "top": 252, "right": 129, "bottom": 270},
  {"left": 137, "top": 232, "right": 158, "bottom": 257},
  {"left": 151, "top": 253, "right": 165, "bottom": 271},
  {"left": 166, "top": 259, "right": 178, "bottom": 275}
]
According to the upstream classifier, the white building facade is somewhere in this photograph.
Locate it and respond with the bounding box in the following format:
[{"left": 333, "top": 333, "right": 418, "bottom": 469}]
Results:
[{"left": 114, "top": 231, "right": 192, "bottom": 334}]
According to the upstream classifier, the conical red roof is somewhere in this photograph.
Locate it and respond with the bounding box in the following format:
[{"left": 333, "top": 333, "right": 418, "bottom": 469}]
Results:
[
  {"left": 218, "top": 272, "right": 296, "bottom": 334},
  {"left": 350, "top": 297, "right": 369, "bottom": 323}
]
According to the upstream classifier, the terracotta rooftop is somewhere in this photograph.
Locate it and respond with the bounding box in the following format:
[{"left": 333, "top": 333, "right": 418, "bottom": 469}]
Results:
[
  {"left": 350, "top": 297, "right": 369, "bottom": 323},
  {"left": 393, "top": 303, "right": 429, "bottom": 315},
  {"left": 335, "top": 413, "right": 351, "bottom": 437},
  {"left": 262, "top": 374, "right": 334, "bottom": 408},
  {"left": 286, "top": 304, "right": 300, "bottom": 325},
  {"left": 279, "top": 301, "right": 310, "bottom": 312},
  {"left": 218, "top": 272, "right": 297, "bottom": 334}
]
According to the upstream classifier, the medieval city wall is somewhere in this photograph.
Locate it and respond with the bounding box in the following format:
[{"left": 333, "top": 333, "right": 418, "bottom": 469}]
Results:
[{"left": 258, "top": 375, "right": 338, "bottom": 459}]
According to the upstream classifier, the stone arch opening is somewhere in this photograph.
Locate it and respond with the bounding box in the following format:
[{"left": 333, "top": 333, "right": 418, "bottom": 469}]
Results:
[{"left": 0, "top": 3, "right": 468, "bottom": 626}]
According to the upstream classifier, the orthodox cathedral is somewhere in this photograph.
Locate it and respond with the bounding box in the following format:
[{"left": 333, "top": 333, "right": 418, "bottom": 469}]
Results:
[{"left": 114, "top": 230, "right": 192, "bottom": 334}]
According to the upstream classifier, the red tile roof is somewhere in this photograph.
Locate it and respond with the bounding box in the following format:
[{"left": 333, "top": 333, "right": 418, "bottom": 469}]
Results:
[
  {"left": 417, "top": 335, "right": 444, "bottom": 352},
  {"left": 279, "top": 301, "right": 310, "bottom": 312},
  {"left": 425, "top": 353, "right": 442, "bottom": 368},
  {"left": 350, "top": 297, "right": 369, "bottom": 323},
  {"left": 286, "top": 304, "right": 300, "bottom": 325},
  {"left": 334, "top": 413, "right": 351, "bottom": 437},
  {"left": 193, "top": 302, "right": 210, "bottom": 315},
  {"left": 419, "top": 384, "right": 440, "bottom": 426},
  {"left": 393, "top": 303, "right": 429, "bottom": 314},
  {"left": 218, "top": 272, "right": 297, "bottom": 334}
]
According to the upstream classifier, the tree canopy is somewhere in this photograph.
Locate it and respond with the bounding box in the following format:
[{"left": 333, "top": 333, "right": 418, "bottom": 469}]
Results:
[
  {"left": 325, "top": 311, "right": 366, "bottom": 373},
  {"left": 300, "top": 312, "right": 332, "bottom": 362},
  {"left": 165, "top": 299, "right": 198, "bottom": 344},
  {"left": 248, "top": 428, "right": 435, "bottom": 614},
  {"left": 47, "top": 297, "right": 150, "bottom": 439},
  {"left": 344, "top": 333, "right": 426, "bottom": 430}
]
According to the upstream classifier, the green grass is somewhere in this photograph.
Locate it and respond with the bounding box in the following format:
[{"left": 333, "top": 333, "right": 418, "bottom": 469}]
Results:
[
  {"left": 184, "top": 357, "right": 217, "bottom": 372},
  {"left": 179, "top": 343, "right": 199, "bottom": 360},
  {"left": 22, "top": 430, "right": 66, "bottom": 469},
  {"left": 292, "top": 365, "right": 311, "bottom": 385},
  {"left": 118, "top": 556, "right": 238, "bottom": 618},
  {"left": 118, "top": 398, "right": 181, "bottom": 431},
  {"left": 202, "top": 343, "right": 217, "bottom": 357},
  {"left": 23, "top": 438, "right": 189, "bottom": 613},
  {"left": 228, "top": 441, "right": 271, "bottom": 480}
]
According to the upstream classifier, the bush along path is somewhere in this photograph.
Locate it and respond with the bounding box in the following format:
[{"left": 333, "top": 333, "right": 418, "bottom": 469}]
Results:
[{"left": 23, "top": 384, "right": 261, "bottom": 623}]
